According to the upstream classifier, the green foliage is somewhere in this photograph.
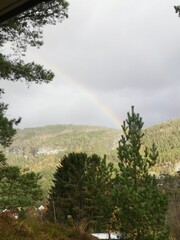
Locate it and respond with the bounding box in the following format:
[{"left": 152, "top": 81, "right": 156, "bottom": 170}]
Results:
[
  {"left": 143, "top": 119, "right": 180, "bottom": 173},
  {"left": 0, "top": 0, "right": 69, "bottom": 87},
  {"left": 160, "top": 174, "right": 180, "bottom": 240},
  {"left": 47, "top": 152, "right": 115, "bottom": 232},
  {"left": 0, "top": 94, "right": 20, "bottom": 148},
  {"left": 0, "top": 0, "right": 69, "bottom": 52},
  {"left": 0, "top": 93, "right": 42, "bottom": 210},
  {"left": 174, "top": 5, "right": 180, "bottom": 17},
  {"left": 0, "top": 53, "right": 54, "bottom": 84},
  {"left": 0, "top": 165, "right": 43, "bottom": 209},
  {"left": 116, "top": 106, "right": 170, "bottom": 240}
]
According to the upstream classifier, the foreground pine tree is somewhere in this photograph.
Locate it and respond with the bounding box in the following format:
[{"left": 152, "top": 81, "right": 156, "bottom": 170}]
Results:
[
  {"left": 47, "top": 152, "right": 115, "bottom": 232},
  {"left": 116, "top": 106, "right": 170, "bottom": 240}
]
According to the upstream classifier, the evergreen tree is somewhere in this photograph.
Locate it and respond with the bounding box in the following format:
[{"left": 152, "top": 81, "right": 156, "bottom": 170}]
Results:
[
  {"left": 161, "top": 174, "right": 180, "bottom": 240},
  {"left": 0, "top": 0, "right": 68, "bottom": 215},
  {"left": 0, "top": 93, "right": 20, "bottom": 147},
  {"left": 0, "top": 166, "right": 43, "bottom": 209},
  {"left": 174, "top": 5, "right": 180, "bottom": 17},
  {"left": 0, "top": 93, "right": 20, "bottom": 166},
  {"left": 47, "top": 152, "right": 115, "bottom": 232},
  {"left": 0, "top": 0, "right": 68, "bottom": 88},
  {"left": 0, "top": 95, "right": 43, "bottom": 210},
  {"left": 0, "top": 0, "right": 69, "bottom": 158},
  {"left": 116, "top": 106, "right": 170, "bottom": 240}
]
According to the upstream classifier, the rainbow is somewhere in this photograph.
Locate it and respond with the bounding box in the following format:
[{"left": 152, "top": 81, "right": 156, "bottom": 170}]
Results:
[{"left": 28, "top": 52, "right": 122, "bottom": 129}]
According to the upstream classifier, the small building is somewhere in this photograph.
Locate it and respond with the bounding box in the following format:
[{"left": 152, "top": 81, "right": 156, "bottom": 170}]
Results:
[
  {"left": 1, "top": 209, "right": 19, "bottom": 219},
  {"left": 91, "top": 233, "right": 122, "bottom": 239}
]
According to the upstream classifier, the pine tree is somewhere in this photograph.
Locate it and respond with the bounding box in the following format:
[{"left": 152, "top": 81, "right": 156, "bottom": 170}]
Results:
[
  {"left": 116, "top": 106, "right": 170, "bottom": 240},
  {"left": 0, "top": 0, "right": 68, "bottom": 215},
  {"left": 0, "top": 94, "right": 20, "bottom": 166},
  {"left": 47, "top": 152, "right": 115, "bottom": 232},
  {"left": 0, "top": 166, "right": 43, "bottom": 209},
  {"left": 0, "top": 93, "right": 42, "bottom": 211},
  {"left": 0, "top": 0, "right": 68, "bottom": 88},
  {"left": 0, "top": 0, "right": 69, "bottom": 159}
]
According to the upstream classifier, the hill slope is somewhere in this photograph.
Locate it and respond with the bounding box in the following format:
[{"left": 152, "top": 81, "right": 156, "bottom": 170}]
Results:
[
  {"left": 4, "top": 119, "right": 180, "bottom": 192},
  {"left": 5, "top": 125, "right": 121, "bottom": 192},
  {"left": 143, "top": 119, "right": 180, "bottom": 173},
  {"left": 8, "top": 124, "right": 120, "bottom": 157}
]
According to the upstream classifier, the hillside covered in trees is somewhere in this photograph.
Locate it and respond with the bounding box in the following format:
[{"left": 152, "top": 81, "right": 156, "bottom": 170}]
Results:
[
  {"left": 143, "top": 119, "right": 180, "bottom": 173},
  {"left": 3, "top": 119, "right": 180, "bottom": 192}
]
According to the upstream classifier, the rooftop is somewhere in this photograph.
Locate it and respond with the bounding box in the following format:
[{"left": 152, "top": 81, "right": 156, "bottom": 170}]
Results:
[{"left": 0, "top": 0, "right": 49, "bottom": 23}]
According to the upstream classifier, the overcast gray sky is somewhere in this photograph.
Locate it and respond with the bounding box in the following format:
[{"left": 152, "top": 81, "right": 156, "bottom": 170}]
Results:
[{"left": 1, "top": 0, "right": 180, "bottom": 129}]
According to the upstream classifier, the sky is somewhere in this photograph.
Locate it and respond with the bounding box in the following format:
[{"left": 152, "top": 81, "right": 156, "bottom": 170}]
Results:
[{"left": 1, "top": 0, "right": 180, "bottom": 129}]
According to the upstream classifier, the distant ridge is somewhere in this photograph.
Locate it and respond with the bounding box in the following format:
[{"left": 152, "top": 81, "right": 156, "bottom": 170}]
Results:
[{"left": 4, "top": 119, "right": 180, "bottom": 192}]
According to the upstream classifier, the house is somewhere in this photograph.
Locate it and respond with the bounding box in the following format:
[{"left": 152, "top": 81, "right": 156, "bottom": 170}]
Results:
[
  {"left": 91, "top": 233, "right": 123, "bottom": 239},
  {"left": 1, "top": 209, "right": 19, "bottom": 219}
]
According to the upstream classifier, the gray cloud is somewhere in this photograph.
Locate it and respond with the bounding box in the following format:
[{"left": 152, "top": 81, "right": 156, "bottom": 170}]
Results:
[{"left": 1, "top": 0, "right": 180, "bottom": 129}]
